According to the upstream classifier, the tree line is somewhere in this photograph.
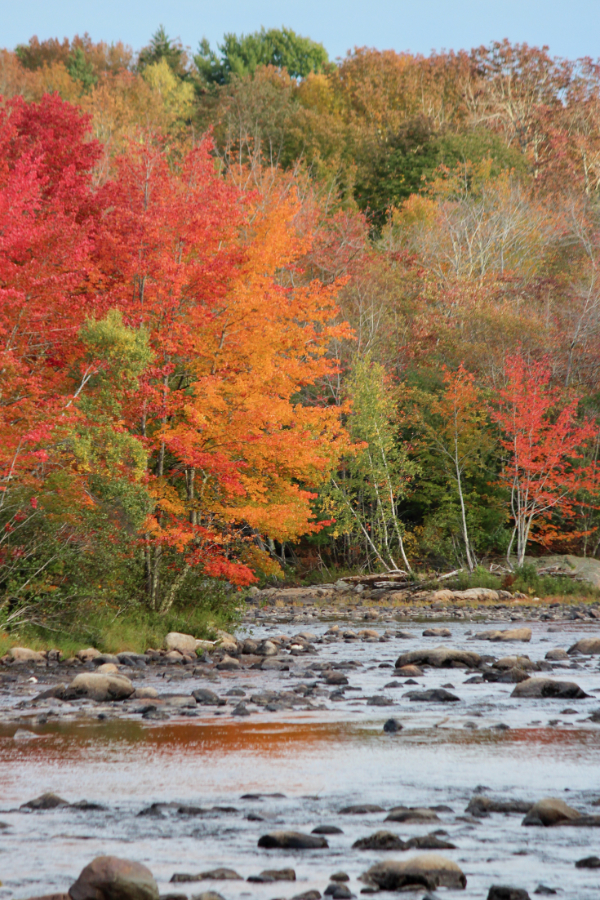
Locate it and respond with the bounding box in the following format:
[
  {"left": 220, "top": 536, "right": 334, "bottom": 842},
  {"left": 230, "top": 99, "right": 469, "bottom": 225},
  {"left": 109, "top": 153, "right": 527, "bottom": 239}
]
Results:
[{"left": 2, "top": 26, "right": 600, "bottom": 627}]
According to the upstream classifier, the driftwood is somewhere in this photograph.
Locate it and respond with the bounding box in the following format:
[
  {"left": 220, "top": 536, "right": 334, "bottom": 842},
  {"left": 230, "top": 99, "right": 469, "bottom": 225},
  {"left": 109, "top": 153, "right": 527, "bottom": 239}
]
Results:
[{"left": 346, "top": 568, "right": 464, "bottom": 594}]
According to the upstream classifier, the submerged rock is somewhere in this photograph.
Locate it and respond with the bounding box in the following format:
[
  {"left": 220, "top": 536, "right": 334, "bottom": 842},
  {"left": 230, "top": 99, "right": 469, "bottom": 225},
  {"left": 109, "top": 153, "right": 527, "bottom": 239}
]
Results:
[
  {"left": 487, "top": 888, "right": 531, "bottom": 900},
  {"left": 575, "top": 856, "right": 600, "bottom": 868},
  {"left": 361, "top": 854, "right": 466, "bottom": 890},
  {"left": 257, "top": 831, "right": 328, "bottom": 849},
  {"left": 383, "top": 718, "right": 403, "bottom": 733},
  {"left": 405, "top": 689, "right": 460, "bottom": 703},
  {"left": 339, "top": 804, "right": 385, "bottom": 814},
  {"left": 466, "top": 795, "right": 532, "bottom": 817},
  {"left": 21, "top": 792, "right": 69, "bottom": 810},
  {"left": 353, "top": 830, "right": 406, "bottom": 850},
  {"left": 395, "top": 647, "right": 481, "bottom": 669},
  {"left": 385, "top": 807, "right": 440, "bottom": 823},
  {"left": 69, "top": 856, "right": 159, "bottom": 900},
  {"left": 247, "top": 869, "right": 296, "bottom": 883}
]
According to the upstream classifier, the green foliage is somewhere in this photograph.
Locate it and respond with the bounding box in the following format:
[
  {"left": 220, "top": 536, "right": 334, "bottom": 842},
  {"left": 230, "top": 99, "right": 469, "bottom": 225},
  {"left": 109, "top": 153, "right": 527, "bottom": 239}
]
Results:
[
  {"left": 66, "top": 47, "right": 97, "bottom": 91},
  {"left": 511, "top": 563, "right": 600, "bottom": 599},
  {"left": 356, "top": 122, "right": 527, "bottom": 225},
  {"left": 195, "top": 27, "right": 329, "bottom": 85},
  {"left": 138, "top": 26, "right": 189, "bottom": 77}
]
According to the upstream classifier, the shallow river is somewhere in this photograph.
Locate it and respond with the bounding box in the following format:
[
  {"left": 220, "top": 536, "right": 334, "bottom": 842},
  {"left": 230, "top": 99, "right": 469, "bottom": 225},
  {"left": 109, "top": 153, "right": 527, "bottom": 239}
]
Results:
[{"left": 1, "top": 620, "right": 600, "bottom": 899}]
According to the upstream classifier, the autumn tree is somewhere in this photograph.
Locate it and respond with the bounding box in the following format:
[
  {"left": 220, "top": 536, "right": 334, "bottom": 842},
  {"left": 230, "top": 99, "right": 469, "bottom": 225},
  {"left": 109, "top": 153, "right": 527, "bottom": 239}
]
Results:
[{"left": 491, "top": 354, "right": 597, "bottom": 566}]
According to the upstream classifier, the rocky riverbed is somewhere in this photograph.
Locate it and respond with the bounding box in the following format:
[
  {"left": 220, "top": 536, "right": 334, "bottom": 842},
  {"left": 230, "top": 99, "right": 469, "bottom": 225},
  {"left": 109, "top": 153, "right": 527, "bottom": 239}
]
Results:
[{"left": 2, "top": 595, "right": 600, "bottom": 899}]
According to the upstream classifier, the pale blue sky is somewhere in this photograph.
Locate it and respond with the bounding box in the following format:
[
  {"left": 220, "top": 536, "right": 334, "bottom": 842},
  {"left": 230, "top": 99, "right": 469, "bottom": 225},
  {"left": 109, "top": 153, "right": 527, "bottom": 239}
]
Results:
[{"left": 2, "top": 0, "right": 597, "bottom": 61}]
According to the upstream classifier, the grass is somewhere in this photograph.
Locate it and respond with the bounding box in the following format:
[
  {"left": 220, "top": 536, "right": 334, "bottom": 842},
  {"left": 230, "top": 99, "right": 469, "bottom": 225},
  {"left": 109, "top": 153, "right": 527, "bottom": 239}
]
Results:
[{"left": 0, "top": 594, "right": 241, "bottom": 657}]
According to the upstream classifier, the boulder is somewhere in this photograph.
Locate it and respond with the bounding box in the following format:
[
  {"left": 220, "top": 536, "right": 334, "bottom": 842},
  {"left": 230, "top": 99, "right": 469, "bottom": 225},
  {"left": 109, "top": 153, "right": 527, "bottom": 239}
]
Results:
[
  {"left": 487, "top": 889, "right": 531, "bottom": 900},
  {"left": 247, "top": 869, "right": 296, "bottom": 883},
  {"left": 545, "top": 648, "right": 569, "bottom": 661},
  {"left": 69, "top": 856, "right": 159, "bottom": 900},
  {"left": 385, "top": 807, "right": 440, "bottom": 823},
  {"left": 257, "top": 831, "right": 328, "bottom": 849},
  {"left": 190, "top": 893, "right": 225, "bottom": 900},
  {"left": 8, "top": 647, "right": 46, "bottom": 663},
  {"left": 165, "top": 633, "right": 213, "bottom": 654},
  {"left": 405, "top": 689, "right": 460, "bottom": 703},
  {"left": 466, "top": 795, "right": 532, "bottom": 817},
  {"left": 395, "top": 665, "right": 424, "bottom": 677},
  {"left": 21, "top": 792, "right": 69, "bottom": 810},
  {"left": 493, "top": 656, "right": 537, "bottom": 670},
  {"left": 197, "top": 870, "right": 241, "bottom": 881},
  {"left": 361, "top": 854, "right": 466, "bottom": 890},
  {"left": 395, "top": 647, "right": 481, "bottom": 669},
  {"left": 64, "top": 673, "right": 134, "bottom": 702},
  {"left": 422, "top": 628, "right": 451, "bottom": 637},
  {"left": 96, "top": 664, "right": 119, "bottom": 674},
  {"left": 405, "top": 833, "right": 456, "bottom": 850},
  {"left": 568, "top": 638, "right": 600, "bottom": 655},
  {"left": 134, "top": 688, "right": 159, "bottom": 700},
  {"left": 471, "top": 628, "right": 532, "bottom": 642},
  {"left": 522, "top": 797, "right": 582, "bottom": 826},
  {"left": 383, "top": 719, "right": 402, "bottom": 733},
  {"left": 352, "top": 831, "right": 406, "bottom": 850},
  {"left": 575, "top": 856, "right": 600, "bottom": 868},
  {"left": 191, "top": 689, "right": 225, "bottom": 706},
  {"left": 324, "top": 671, "right": 348, "bottom": 686},
  {"left": 511, "top": 678, "right": 588, "bottom": 699},
  {"left": 76, "top": 648, "right": 102, "bottom": 662}
]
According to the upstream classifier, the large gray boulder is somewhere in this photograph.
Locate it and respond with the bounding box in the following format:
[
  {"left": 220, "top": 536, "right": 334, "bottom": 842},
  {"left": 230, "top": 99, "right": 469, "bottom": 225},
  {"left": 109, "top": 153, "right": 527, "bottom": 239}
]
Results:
[
  {"left": 568, "top": 638, "right": 600, "bottom": 655},
  {"left": 470, "top": 628, "right": 531, "bottom": 642},
  {"left": 64, "top": 673, "right": 134, "bottom": 702},
  {"left": 395, "top": 646, "right": 481, "bottom": 669},
  {"left": 257, "top": 831, "right": 328, "bottom": 849},
  {"left": 511, "top": 678, "right": 588, "bottom": 699},
  {"left": 361, "top": 854, "right": 466, "bottom": 890},
  {"left": 69, "top": 856, "right": 159, "bottom": 900},
  {"left": 522, "top": 797, "right": 582, "bottom": 826}
]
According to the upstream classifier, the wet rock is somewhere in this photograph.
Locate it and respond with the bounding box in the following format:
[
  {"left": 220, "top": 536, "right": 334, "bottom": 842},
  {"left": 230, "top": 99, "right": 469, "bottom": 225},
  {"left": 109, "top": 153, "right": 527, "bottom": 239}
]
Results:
[
  {"left": 190, "top": 893, "right": 225, "bottom": 900},
  {"left": 197, "top": 869, "right": 241, "bottom": 881},
  {"left": 545, "top": 649, "right": 569, "bottom": 661},
  {"left": 324, "top": 884, "right": 351, "bottom": 899},
  {"left": 64, "top": 673, "right": 134, "bottom": 702},
  {"left": 405, "top": 833, "right": 456, "bottom": 850},
  {"left": 568, "top": 638, "right": 600, "bottom": 655},
  {"left": 257, "top": 831, "right": 328, "bottom": 849},
  {"left": 395, "top": 647, "right": 481, "bottom": 669},
  {"left": 330, "top": 873, "right": 349, "bottom": 883},
  {"left": 471, "top": 628, "right": 532, "bottom": 642},
  {"left": 383, "top": 718, "right": 402, "bottom": 733},
  {"left": 353, "top": 830, "right": 406, "bottom": 850},
  {"left": 19, "top": 894, "right": 69, "bottom": 900},
  {"left": 21, "top": 792, "right": 69, "bottom": 810},
  {"left": 312, "top": 825, "right": 343, "bottom": 834},
  {"left": 192, "top": 689, "right": 226, "bottom": 706},
  {"left": 134, "top": 688, "right": 159, "bottom": 700},
  {"left": 361, "top": 854, "right": 466, "bottom": 890},
  {"left": 96, "top": 663, "right": 120, "bottom": 674},
  {"left": 423, "top": 628, "right": 451, "bottom": 637},
  {"left": 8, "top": 647, "right": 46, "bottom": 663},
  {"left": 32, "top": 683, "right": 67, "bottom": 701},
  {"left": 260, "top": 658, "right": 289, "bottom": 671},
  {"left": 575, "top": 856, "right": 600, "bottom": 868},
  {"left": 394, "top": 665, "right": 424, "bottom": 677},
  {"left": 324, "top": 671, "right": 348, "bottom": 686},
  {"left": 290, "top": 891, "right": 321, "bottom": 900},
  {"left": 487, "top": 888, "right": 531, "bottom": 900},
  {"left": 247, "top": 869, "right": 296, "bottom": 883},
  {"left": 405, "top": 689, "right": 460, "bottom": 702},
  {"left": 522, "top": 797, "right": 582, "bottom": 826},
  {"left": 160, "top": 894, "right": 187, "bottom": 900},
  {"left": 366, "top": 695, "right": 394, "bottom": 706},
  {"left": 534, "top": 887, "right": 557, "bottom": 896},
  {"left": 165, "top": 633, "right": 212, "bottom": 654},
  {"left": 487, "top": 667, "right": 530, "bottom": 684},
  {"left": 338, "top": 804, "right": 385, "bottom": 814},
  {"left": 493, "top": 656, "right": 538, "bottom": 671},
  {"left": 385, "top": 807, "right": 440, "bottom": 823},
  {"left": 69, "top": 855, "right": 159, "bottom": 900},
  {"left": 466, "top": 795, "right": 532, "bottom": 817},
  {"left": 511, "top": 678, "right": 588, "bottom": 699}
]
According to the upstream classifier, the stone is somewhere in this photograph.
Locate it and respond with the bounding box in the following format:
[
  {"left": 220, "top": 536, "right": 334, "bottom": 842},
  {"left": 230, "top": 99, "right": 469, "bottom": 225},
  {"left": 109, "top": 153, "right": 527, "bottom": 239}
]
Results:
[
  {"left": 165, "top": 633, "right": 213, "bottom": 654},
  {"left": 395, "top": 647, "right": 481, "bottom": 669},
  {"left": 134, "top": 688, "right": 159, "bottom": 700},
  {"left": 64, "top": 673, "right": 134, "bottom": 702},
  {"left": 361, "top": 854, "right": 466, "bottom": 891},
  {"left": 338, "top": 804, "right": 385, "bottom": 814},
  {"left": 575, "top": 856, "right": 600, "bottom": 868},
  {"left": 19, "top": 894, "right": 69, "bottom": 900},
  {"left": 77, "top": 648, "right": 102, "bottom": 662},
  {"left": 215, "top": 655, "right": 240, "bottom": 670},
  {"left": 405, "top": 833, "right": 456, "bottom": 850},
  {"left": 324, "top": 885, "right": 351, "bottom": 899},
  {"left": 8, "top": 647, "right": 46, "bottom": 663},
  {"left": 69, "top": 856, "right": 159, "bottom": 900},
  {"left": 96, "top": 663, "right": 119, "bottom": 674},
  {"left": 568, "top": 638, "right": 600, "bottom": 655},
  {"left": 190, "top": 894, "right": 225, "bottom": 900},
  {"left": 330, "top": 873, "right": 349, "bottom": 883},
  {"left": 471, "top": 628, "right": 532, "bottom": 642},
  {"left": 21, "top": 792, "right": 69, "bottom": 810},
  {"left": 324, "top": 671, "right": 348, "bottom": 686},
  {"left": 487, "top": 889, "right": 531, "bottom": 900},
  {"left": 312, "top": 825, "right": 343, "bottom": 834},
  {"left": 423, "top": 628, "right": 452, "bottom": 637},
  {"left": 367, "top": 696, "right": 394, "bottom": 706},
  {"left": 522, "top": 797, "right": 582, "bottom": 826},
  {"left": 466, "top": 795, "right": 532, "bottom": 817},
  {"left": 383, "top": 718, "right": 402, "bottom": 733},
  {"left": 534, "top": 887, "right": 556, "bottom": 896},
  {"left": 493, "top": 656, "right": 537, "bottom": 670},
  {"left": 511, "top": 678, "right": 588, "bottom": 699},
  {"left": 405, "top": 689, "right": 460, "bottom": 703},
  {"left": 290, "top": 892, "right": 321, "bottom": 900},
  {"left": 197, "top": 870, "right": 241, "bottom": 881},
  {"left": 247, "top": 869, "right": 296, "bottom": 883},
  {"left": 545, "top": 649, "right": 569, "bottom": 661},
  {"left": 385, "top": 807, "right": 440, "bottom": 823},
  {"left": 395, "top": 665, "right": 424, "bottom": 677},
  {"left": 191, "top": 689, "right": 225, "bottom": 706},
  {"left": 257, "top": 831, "right": 328, "bottom": 849},
  {"left": 352, "top": 830, "right": 406, "bottom": 850}
]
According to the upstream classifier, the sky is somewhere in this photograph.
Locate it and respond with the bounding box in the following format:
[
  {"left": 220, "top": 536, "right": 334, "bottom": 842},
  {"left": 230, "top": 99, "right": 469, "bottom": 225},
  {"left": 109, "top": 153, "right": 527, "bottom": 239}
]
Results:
[{"left": 2, "top": 0, "right": 598, "bottom": 62}]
